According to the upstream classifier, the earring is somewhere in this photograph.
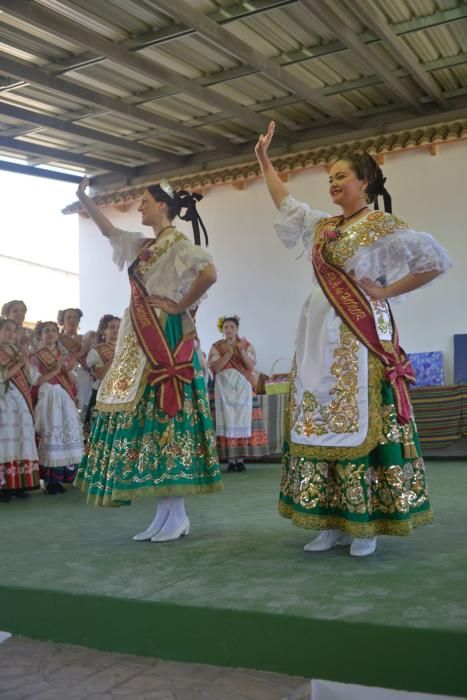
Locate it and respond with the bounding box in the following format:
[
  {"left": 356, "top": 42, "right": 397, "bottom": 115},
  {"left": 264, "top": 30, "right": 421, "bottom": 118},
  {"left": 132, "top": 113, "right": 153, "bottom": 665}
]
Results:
[{"left": 361, "top": 189, "right": 370, "bottom": 204}]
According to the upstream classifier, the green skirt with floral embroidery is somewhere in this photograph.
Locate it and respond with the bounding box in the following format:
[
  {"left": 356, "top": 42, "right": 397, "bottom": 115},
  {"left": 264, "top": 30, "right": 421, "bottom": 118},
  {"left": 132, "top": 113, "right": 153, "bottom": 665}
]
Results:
[
  {"left": 75, "top": 315, "right": 223, "bottom": 506},
  {"left": 279, "top": 380, "right": 432, "bottom": 537}
]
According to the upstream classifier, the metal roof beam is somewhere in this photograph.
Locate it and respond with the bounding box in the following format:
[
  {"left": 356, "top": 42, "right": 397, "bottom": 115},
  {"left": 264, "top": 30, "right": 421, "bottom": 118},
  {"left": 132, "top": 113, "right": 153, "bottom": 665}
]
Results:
[
  {"left": 0, "top": 102, "right": 182, "bottom": 164},
  {"left": 300, "top": 0, "right": 424, "bottom": 114},
  {"left": 41, "top": 24, "right": 193, "bottom": 75},
  {"left": 155, "top": 0, "right": 356, "bottom": 126},
  {"left": 90, "top": 96, "right": 467, "bottom": 192},
  {"left": 209, "top": 0, "right": 300, "bottom": 22},
  {"left": 123, "top": 50, "right": 467, "bottom": 137},
  {"left": 39, "top": 4, "right": 467, "bottom": 81},
  {"left": 0, "top": 159, "right": 82, "bottom": 182},
  {"left": 0, "top": 0, "right": 278, "bottom": 137},
  {"left": 0, "top": 57, "right": 231, "bottom": 151},
  {"left": 349, "top": 0, "right": 448, "bottom": 109},
  {"left": 41, "top": 1, "right": 301, "bottom": 75},
  {"left": 0, "top": 135, "right": 137, "bottom": 175}
]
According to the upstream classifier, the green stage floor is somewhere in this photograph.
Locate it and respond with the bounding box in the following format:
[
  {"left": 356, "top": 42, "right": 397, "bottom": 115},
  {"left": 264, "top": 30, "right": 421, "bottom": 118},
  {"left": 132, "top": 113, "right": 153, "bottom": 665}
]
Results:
[{"left": 1, "top": 462, "right": 467, "bottom": 697}]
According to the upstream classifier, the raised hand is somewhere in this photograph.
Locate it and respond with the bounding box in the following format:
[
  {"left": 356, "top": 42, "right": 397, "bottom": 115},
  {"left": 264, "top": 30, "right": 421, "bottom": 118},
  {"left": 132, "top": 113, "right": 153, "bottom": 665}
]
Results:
[
  {"left": 76, "top": 176, "right": 89, "bottom": 198},
  {"left": 255, "top": 121, "right": 275, "bottom": 162}
]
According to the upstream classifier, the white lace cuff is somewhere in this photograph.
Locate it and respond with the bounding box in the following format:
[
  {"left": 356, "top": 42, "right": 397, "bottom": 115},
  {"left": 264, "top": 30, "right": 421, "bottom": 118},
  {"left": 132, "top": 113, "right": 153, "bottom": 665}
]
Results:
[
  {"left": 274, "top": 195, "right": 330, "bottom": 252},
  {"left": 347, "top": 228, "right": 452, "bottom": 301},
  {"left": 108, "top": 227, "right": 145, "bottom": 270}
]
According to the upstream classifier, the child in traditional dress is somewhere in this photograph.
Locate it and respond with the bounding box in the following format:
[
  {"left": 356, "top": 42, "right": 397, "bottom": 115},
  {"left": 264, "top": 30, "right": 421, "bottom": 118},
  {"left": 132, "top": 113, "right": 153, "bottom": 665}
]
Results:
[
  {"left": 30, "top": 321, "right": 83, "bottom": 495},
  {"left": 0, "top": 318, "right": 40, "bottom": 501},
  {"left": 57, "top": 308, "right": 93, "bottom": 415},
  {"left": 83, "top": 315, "right": 120, "bottom": 434},
  {"left": 208, "top": 316, "right": 268, "bottom": 471}
]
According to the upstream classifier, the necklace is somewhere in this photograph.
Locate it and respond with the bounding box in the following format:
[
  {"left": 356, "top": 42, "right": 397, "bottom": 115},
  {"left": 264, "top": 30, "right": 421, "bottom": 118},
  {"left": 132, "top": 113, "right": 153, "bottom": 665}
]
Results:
[
  {"left": 322, "top": 206, "right": 369, "bottom": 241},
  {"left": 342, "top": 206, "right": 369, "bottom": 222}
]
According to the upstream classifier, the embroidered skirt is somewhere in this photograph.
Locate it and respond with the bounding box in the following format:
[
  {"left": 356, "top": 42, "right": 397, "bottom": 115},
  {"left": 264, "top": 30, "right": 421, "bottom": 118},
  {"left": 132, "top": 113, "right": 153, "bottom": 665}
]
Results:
[
  {"left": 0, "top": 384, "right": 40, "bottom": 490},
  {"left": 75, "top": 315, "right": 223, "bottom": 506},
  {"left": 279, "top": 379, "right": 432, "bottom": 537},
  {"left": 212, "top": 395, "right": 269, "bottom": 461}
]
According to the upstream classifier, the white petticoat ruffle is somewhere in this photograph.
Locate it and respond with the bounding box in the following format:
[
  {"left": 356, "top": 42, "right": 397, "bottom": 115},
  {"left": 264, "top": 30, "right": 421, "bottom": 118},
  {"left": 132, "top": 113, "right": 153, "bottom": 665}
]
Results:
[
  {"left": 347, "top": 229, "right": 452, "bottom": 301},
  {"left": 274, "top": 195, "right": 329, "bottom": 253},
  {"left": 108, "top": 227, "right": 145, "bottom": 271}
]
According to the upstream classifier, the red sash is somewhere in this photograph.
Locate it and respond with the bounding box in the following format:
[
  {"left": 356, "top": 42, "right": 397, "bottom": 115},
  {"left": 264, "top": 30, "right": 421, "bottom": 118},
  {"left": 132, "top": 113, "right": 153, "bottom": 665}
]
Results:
[
  {"left": 95, "top": 343, "right": 114, "bottom": 365},
  {"left": 128, "top": 250, "right": 195, "bottom": 418},
  {"left": 32, "top": 348, "right": 77, "bottom": 401},
  {"left": 312, "top": 232, "right": 415, "bottom": 424},
  {"left": 59, "top": 334, "right": 88, "bottom": 369},
  {"left": 0, "top": 347, "right": 34, "bottom": 416},
  {"left": 212, "top": 339, "right": 256, "bottom": 388}
]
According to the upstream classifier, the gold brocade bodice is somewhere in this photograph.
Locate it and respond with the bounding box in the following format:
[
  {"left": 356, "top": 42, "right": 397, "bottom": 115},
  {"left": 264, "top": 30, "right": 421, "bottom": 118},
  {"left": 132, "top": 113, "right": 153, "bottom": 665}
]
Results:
[{"left": 318, "top": 211, "right": 408, "bottom": 267}]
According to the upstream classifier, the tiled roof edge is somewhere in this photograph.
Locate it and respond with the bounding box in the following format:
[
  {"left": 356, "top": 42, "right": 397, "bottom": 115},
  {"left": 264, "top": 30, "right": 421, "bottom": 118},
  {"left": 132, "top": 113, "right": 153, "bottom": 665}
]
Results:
[{"left": 62, "top": 120, "right": 467, "bottom": 215}]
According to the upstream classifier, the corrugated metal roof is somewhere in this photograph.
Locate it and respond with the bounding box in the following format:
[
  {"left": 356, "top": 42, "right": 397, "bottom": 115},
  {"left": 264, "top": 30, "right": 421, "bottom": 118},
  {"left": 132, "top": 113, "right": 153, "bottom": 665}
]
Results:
[{"left": 0, "top": 0, "right": 465, "bottom": 188}]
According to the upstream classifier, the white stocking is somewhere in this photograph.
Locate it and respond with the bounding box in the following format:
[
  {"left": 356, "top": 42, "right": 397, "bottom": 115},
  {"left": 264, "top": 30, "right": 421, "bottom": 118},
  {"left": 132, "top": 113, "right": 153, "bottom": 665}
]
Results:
[
  {"left": 157, "top": 496, "right": 187, "bottom": 535},
  {"left": 150, "top": 497, "right": 172, "bottom": 529},
  {"left": 134, "top": 497, "right": 170, "bottom": 538}
]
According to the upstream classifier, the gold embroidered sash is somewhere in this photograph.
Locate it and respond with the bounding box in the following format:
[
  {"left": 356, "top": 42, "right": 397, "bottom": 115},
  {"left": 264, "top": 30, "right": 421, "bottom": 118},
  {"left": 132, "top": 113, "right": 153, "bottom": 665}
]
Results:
[
  {"left": 312, "top": 229, "right": 415, "bottom": 424},
  {"left": 0, "top": 347, "right": 34, "bottom": 416},
  {"left": 212, "top": 339, "right": 256, "bottom": 387},
  {"left": 128, "top": 241, "right": 195, "bottom": 418},
  {"left": 32, "top": 348, "right": 77, "bottom": 401}
]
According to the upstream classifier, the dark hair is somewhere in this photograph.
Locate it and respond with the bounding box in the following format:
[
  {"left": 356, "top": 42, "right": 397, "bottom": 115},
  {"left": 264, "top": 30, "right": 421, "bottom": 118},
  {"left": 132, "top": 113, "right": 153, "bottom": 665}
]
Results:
[
  {"left": 34, "top": 321, "right": 59, "bottom": 339},
  {"left": 0, "top": 317, "right": 17, "bottom": 331},
  {"left": 97, "top": 314, "right": 120, "bottom": 343},
  {"left": 223, "top": 316, "right": 240, "bottom": 328},
  {"left": 1, "top": 300, "right": 27, "bottom": 317},
  {"left": 57, "top": 308, "right": 83, "bottom": 326},
  {"left": 343, "top": 153, "right": 392, "bottom": 213},
  {"left": 146, "top": 184, "right": 208, "bottom": 246}
]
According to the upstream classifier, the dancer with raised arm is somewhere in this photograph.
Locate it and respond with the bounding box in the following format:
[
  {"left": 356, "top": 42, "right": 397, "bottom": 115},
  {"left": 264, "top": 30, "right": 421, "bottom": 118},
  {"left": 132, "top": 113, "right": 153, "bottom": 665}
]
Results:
[
  {"left": 255, "top": 121, "right": 451, "bottom": 557},
  {"left": 74, "top": 177, "right": 222, "bottom": 543}
]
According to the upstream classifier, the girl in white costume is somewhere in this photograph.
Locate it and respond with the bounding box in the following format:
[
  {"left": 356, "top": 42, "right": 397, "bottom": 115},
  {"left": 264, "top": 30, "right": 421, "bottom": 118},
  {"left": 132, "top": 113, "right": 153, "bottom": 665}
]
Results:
[
  {"left": 30, "top": 321, "right": 83, "bottom": 494},
  {"left": 0, "top": 318, "right": 39, "bottom": 501},
  {"left": 208, "top": 316, "right": 268, "bottom": 471}
]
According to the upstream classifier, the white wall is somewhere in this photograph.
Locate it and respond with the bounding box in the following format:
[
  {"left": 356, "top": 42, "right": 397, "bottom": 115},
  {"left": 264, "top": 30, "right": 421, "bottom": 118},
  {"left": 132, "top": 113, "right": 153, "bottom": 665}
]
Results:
[{"left": 78, "top": 141, "right": 467, "bottom": 382}]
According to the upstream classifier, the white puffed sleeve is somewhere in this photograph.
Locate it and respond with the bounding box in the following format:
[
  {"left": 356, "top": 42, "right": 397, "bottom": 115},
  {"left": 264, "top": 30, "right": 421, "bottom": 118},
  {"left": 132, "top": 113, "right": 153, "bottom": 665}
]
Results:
[
  {"left": 107, "top": 227, "right": 146, "bottom": 270},
  {"left": 86, "top": 347, "right": 104, "bottom": 372},
  {"left": 274, "top": 195, "right": 330, "bottom": 253},
  {"left": 348, "top": 227, "right": 452, "bottom": 290},
  {"left": 172, "top": 239, "right": 215, "bottom": 303}
]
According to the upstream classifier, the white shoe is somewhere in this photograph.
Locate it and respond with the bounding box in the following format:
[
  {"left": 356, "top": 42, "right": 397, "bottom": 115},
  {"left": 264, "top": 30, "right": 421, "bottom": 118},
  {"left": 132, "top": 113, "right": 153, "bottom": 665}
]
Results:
[
  {"left": 304, "top": 529, "right": 343, "bottom": 552},
  {"left": 350, "top": 537, "right": 377, "bottom": 557},
  {"left": 151, "top": 517, "right": 190, "bottom": 542},
  {"left": 133, "top": 524, "right": 163, "bottom": 541}
]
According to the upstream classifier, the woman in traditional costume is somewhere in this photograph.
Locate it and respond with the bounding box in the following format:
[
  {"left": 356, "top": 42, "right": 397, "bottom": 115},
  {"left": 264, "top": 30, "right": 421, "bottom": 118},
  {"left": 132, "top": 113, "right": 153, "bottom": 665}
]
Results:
[
  {"left": 0, "top": 318, "right": 40, "bottom": 501},
  {"left": 57, "top": 308, "right": 94, "bottom": 415},
  {"left": 74, "top": 177, "right": 223, "bottom": 543},
  {"left": 255, "top": 121, "right": 451, "bottom": 557},
  {"left": 83, "top": 314, "right": 120, "bottom": 434},
  {"left": 208, "top": 316, "right": 268, "bottom": 472},
  {"left": 30, "top": 321, "right": 83, "bottom": 494},
  {"left": 1, "top": 299, "right": 34, "bottom": 352}
]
